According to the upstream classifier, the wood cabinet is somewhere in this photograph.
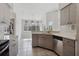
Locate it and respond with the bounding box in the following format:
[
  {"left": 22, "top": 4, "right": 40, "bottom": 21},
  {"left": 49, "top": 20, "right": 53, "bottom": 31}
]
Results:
[
  {"left": 39, "top": 34, "right": 53, "bottom": 50},
  {"left": 63, "top": 38, "right": 75, "bottom": 56},
  {"left": 44, "top": 35, "right": 53, "bottom": 50},
  {"left": 59, "top": 3, "right": 70, "bottom": 9},
  {"left": 60, "top": 3, "right": 76, "bottom": 25},
  {"left": 76, "top": 4, "right": 79, "bottom": 55},
  {"left": 38, "top": 34, "right": 46, "bottom": 47},
  {"left": 0, "top": 4, "right": 11, "bottom": 24},
  {"left": 32, "top": 34, "right": 76, "bottom": 56},
  {"left": 32, "top": 34, "right": 53, "bottom": 50},
  {"left": 69, "top": 4, "right": 76, "bottom": 24},
  {"left": 60, "top": 4, "right": 69, "bottom": 25},
  {"left": 32, "top": 34, "right": 38, "bottom": 47}
]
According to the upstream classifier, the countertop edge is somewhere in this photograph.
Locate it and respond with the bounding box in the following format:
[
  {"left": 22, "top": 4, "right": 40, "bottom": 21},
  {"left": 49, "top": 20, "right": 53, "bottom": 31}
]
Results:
[{"left": 32, "top": 32, "right": 76, "bottom": 40}]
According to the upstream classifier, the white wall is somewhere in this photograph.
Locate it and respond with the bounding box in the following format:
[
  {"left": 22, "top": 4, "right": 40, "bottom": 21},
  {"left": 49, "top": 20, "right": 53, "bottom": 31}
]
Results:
[
  {"left": 14, "top": 13, "right": 46, "bottom": 40},
  {"left": 13, "top": 3, "right": 59, "bottom": 52},
  {"left": 0, "top": 3, "right": 12, "bottom": 39},
  {"left": 13, "top": 3, "right": 59, "bottom": 40},
  {"left": 46, "top": 10, "right": 60, "bottom": 31}
]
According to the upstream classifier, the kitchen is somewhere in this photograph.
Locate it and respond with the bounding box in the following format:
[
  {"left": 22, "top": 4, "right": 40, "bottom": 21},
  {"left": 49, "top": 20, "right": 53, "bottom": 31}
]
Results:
[{"left": 0, "top": 3, "right": 79, "bottom": 56}]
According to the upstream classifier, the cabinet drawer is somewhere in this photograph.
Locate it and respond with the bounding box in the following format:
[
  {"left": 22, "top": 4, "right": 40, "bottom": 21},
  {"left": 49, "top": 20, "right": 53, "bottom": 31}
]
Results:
[
  {"left": 63, "top": 38, "right": 75, "bottom": 47},
  {"left": 39, "top": 34, "right": 46, "bottom": 38},
  {"left": 45, "top": 35, "right": 53, "bottom": 39},
  {"left": 32, "top": 34, "right": 38, "bottom": 46},
  {"left": 63, "top": 45, "right": 75, "bottom": 56}
]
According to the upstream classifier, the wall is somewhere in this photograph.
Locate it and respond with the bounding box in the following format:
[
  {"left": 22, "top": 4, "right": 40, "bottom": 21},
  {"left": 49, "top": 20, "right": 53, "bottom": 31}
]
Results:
[
  {"left": 13, "top": 3, "right": 59, "bottom": 53},
  {"left": 13, "top": 3, "right": 59, "bottom": 40},
  {"left": 46, "top": 10, "right": 60, "bottom": 31},
  {"left": 14, "top": 13, "right": 46, "bottom": 40},
  {"left": 0, "top": 3, "right": 11, "bottom": 23},
  {"left": 0, "top": 3, "right": 12, "bottom": 39}
]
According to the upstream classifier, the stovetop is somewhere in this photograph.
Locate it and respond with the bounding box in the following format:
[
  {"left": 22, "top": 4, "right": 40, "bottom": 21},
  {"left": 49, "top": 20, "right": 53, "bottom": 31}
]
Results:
[{"left": 0, "top": 40, "right": 9, "bottom": 46}]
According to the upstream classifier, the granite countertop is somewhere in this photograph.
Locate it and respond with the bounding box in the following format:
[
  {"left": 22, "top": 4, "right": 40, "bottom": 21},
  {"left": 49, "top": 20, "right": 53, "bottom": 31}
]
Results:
[{"left": 32, "top": 31, "right": 76, "bottom": 40}]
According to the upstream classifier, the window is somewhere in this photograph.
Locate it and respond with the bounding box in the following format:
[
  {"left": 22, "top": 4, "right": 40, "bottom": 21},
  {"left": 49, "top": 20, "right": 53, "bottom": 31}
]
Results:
[{"left": 23, "top": 20, "right": 41, "bottom": 32}]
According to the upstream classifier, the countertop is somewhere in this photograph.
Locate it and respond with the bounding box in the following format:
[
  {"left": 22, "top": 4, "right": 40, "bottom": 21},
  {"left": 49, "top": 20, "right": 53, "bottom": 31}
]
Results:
[
  {"left": 32, "top": 31, "right": 76, "bottom": 40},
  {"left": 0, "top": 40, "right": 9, "bottom": 45}
]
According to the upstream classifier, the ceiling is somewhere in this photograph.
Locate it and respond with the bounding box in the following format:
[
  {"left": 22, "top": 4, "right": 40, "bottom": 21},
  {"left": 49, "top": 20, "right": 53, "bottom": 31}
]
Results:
[{"left": 13, "top": 3, "right": 59, "bottom": 16}]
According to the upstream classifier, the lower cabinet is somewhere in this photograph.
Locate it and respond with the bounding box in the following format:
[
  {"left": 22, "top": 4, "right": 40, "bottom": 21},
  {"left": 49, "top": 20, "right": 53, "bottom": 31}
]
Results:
[
  {"left": 32, "top": 34, "right": 53, "bottom": 50},
  {"left": 32, "top": 34, "right": 38, "bottom": 47},
  {"left": 63, "top": 38, "right": 75, "bottom": 56},
  {"left": 44, "top": 35, "right": 53, "bottom": 50},
  {"left": 32, "top": 34, "right": 75, "bottom": 56},
  {"left": 38, "top": 34, "right": 46, "bottom": 47}
]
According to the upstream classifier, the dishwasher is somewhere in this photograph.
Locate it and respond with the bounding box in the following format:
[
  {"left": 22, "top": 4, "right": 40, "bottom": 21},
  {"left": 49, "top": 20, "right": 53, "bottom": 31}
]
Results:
[{"left": 53, "top": 35, "right": 63, "bottom": 56}]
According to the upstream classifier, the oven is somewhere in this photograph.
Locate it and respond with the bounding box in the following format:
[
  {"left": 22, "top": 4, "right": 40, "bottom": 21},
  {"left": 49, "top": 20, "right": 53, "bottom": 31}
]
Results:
[{"left": 0, "top": 40, "right": 9, "bottom": 56}]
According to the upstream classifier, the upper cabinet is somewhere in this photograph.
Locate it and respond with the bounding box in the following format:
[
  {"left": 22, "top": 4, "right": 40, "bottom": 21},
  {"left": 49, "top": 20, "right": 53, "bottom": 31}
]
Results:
[
  {"left": 0, "top": 4, "right": 11, "bottom": 25},
  {"left": 69, "top": 4, "right": 76, "bottom": 24},
  {"left": 0, "top": 3, "right": 15, "bottom": 25},
  {"left": 7, "top": 3, "right": 14, "bottom": 9},
  {"left": 60, "top": 3, "right": 77, "bottom": 25},
  {"left": 60, "top": 4, "right": 70, "bottom": 25},
  {"left": 59, "top": 3, "right": 70, "bottom": 10}
]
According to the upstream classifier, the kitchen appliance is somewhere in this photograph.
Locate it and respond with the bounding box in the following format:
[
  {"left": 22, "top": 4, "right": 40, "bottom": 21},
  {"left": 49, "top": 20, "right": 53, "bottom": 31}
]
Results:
[
  {"left": 0, "top": 40, "right": 9, "bottom": 56},
  {"left": 53, "top": 35, "right": 63, "bottom": 56}
]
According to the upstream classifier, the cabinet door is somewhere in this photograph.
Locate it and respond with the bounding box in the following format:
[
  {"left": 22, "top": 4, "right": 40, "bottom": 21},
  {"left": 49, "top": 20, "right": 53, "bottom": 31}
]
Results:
[
  {"left": 69, "top": 4, "right": 76, "bottom": 24},
  {"left": 45, "top": 35, "right": 53, "bottom": 50},
  {"left": 39, "top": 34, "right": 53, "bottom": 50},
  {"left": 59, "top": 3, "right": 70, "bottom": 9},
  {"left": 60, "top": 5, "right": 70, "bottom": 25},
  {"left": 0, "top": 4, "right": 10, "bottom": 24},
  {"left": 38, "top": 34, "right": 46, "bottom": 47},
  {"left": 63, "top": 38, "right": 75, "bottom": 56},
  {"left": 32, "top": 34, "right": 38, "bottom": 47}
]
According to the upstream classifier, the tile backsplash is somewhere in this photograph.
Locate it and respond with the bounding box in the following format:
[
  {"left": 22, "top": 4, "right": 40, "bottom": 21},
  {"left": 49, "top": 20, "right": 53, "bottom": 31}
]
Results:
[{"left": 60, "top": 24, "right": 76, "bottom": 33}]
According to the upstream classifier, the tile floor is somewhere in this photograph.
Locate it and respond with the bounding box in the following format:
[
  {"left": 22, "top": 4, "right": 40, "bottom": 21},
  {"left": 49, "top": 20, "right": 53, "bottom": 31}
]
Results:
[{"left": 18, "top": 39, "right": 57, "bottom": 56}]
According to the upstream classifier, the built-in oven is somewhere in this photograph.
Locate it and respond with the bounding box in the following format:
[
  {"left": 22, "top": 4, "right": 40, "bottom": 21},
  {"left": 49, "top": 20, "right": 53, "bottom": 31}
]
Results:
[
  {"left": 0, "top": 40, "right": 9, "bottom": 56},
  {"left": 53, "top": 35, "right": 63, "bottom": 56}
]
